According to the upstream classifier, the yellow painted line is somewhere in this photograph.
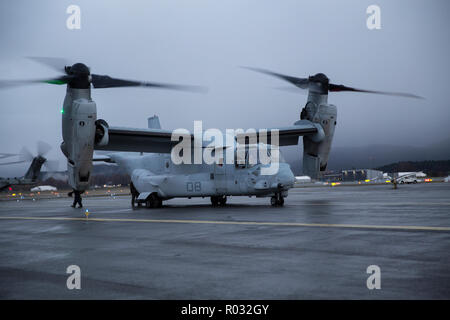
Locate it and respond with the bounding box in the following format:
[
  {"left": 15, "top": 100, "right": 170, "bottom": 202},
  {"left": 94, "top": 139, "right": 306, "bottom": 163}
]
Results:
[{"left": 0, "top": 216, "right": 449, "bottom": 232}]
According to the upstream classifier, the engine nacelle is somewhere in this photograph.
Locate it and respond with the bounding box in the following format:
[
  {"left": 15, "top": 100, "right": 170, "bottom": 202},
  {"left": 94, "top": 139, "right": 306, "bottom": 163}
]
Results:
[
  {"left": 94, "top": 119, "right": 109, "bottom": 147},
  {"left": 301, "top": 97, "right": 337, "bottom": 179},
  {"left": 61, "top": 88, "right": 97, "bottom": 191}
]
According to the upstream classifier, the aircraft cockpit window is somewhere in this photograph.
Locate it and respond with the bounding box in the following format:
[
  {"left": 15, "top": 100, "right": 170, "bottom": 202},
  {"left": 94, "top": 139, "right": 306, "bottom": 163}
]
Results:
[
  {"left": 235, "top": 148, "right": 246, "bottom": 168},
  {"left": 235, "top": 145, "right": 284, "bottom": 168}
]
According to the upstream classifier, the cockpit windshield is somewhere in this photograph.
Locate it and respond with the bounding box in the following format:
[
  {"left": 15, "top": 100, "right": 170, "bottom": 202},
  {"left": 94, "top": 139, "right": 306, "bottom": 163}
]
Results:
[{"left": 235, "top": 143, "right": 285, "bottom": 168}]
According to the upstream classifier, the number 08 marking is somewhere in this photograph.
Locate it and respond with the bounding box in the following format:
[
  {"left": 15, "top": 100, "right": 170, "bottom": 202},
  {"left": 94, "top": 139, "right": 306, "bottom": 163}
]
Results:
[{"left": 186, "top": 182, "right": 201, "bottom": 192}]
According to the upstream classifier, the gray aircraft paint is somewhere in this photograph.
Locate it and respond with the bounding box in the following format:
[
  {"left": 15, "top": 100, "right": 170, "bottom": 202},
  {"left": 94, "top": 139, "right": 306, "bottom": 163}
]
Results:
[{"left": 105, "top": 141, "right": 295, "bottom": 200}]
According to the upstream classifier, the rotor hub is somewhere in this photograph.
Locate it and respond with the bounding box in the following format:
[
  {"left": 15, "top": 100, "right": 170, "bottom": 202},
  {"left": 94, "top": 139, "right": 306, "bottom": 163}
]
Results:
[
  {"left": 65, "top": 63, "right": 91, "bottom": 89},
  {"left": 308, "top": 73, "right": 329, "bottom": 94}
]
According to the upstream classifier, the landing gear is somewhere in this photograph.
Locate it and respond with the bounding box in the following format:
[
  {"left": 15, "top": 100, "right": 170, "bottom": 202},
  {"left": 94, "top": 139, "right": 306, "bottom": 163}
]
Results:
[
  {"left": 218, "top": 195, "right": 227, "bottom": 206},
  {"left": 211, "top": 195, "right": 227, "bottom": 207},
  {"left": 145, "top": 193, "right": 163, "bottom": 208},
  {"left": 130, "top": 182, "right": 141, "bottom": 209},
  {"left": 271, "top": 193, "right": 284, "bottom": 207},
  {"left": 131, "top": 195, "right": 142, "bottom": 209}
]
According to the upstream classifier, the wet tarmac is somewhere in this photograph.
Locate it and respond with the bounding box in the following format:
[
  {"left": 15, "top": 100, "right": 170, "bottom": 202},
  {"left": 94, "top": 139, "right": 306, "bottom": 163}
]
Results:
[{"left": 0, "top": 183, "right": 449, "bottom": 299}]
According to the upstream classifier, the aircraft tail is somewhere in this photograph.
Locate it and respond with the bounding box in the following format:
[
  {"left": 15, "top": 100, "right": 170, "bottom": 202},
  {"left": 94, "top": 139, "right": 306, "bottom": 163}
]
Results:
[{"left": 148, "top": 115, "right": 161, "bottom": 129}]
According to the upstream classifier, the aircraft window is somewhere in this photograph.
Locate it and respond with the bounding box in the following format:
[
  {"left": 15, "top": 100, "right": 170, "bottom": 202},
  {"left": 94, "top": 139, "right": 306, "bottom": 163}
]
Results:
[
  {"left": 235, "top": 148, "right": 246, "bottom": 168},
  {"left": 247, "top": 146, "right": 258, "bottom": 168}
]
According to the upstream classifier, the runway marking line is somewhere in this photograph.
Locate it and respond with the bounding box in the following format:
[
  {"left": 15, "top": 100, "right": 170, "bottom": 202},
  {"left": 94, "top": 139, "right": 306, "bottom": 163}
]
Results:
[{"left": 0, "top": 216, "right": 449, "bottom": 232}]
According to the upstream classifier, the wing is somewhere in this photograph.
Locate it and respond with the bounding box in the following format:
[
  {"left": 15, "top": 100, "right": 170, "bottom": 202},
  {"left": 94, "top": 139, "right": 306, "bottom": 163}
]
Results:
[
  {"left": 235, "top": 120, "right": 319, "bottom": 146},
  {"left": 94, "top": 127, "right": 193, "bottom": 153},
  {"left": 95, "top": 120, "right": 318, "bottom": 153}
]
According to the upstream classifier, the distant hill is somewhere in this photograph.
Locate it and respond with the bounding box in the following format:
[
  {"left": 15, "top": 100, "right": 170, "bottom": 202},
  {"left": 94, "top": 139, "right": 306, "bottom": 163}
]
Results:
[
  {"left": 38, "top": 164, "right": 129, "bottom": 190},
  {"left": 284, "top": 138, "right": 450, "bottom": 175},
  {"left": 375, "top": 160, "right": 450, "bottom": 177},
  {"left": 91, "top": 163, "right": 127, "bottom": 175}
]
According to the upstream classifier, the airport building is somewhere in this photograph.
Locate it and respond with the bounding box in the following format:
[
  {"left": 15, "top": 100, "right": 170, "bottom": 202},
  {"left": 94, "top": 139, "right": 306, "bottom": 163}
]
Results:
[
  {"left": 341, "top": 169, "right": 383, "bottom": 182},
  {"left": 321, "top": 171, "right": 343, "bottom": 182}
]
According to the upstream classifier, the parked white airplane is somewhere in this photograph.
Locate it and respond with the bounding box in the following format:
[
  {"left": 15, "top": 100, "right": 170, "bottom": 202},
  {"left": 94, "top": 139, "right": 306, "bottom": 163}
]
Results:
[
  {"left": 30, "top": 185, "right": 57, "bottom": 192},
  {"left": 295, "top": 176, "right": 311, "bottom": 183}
]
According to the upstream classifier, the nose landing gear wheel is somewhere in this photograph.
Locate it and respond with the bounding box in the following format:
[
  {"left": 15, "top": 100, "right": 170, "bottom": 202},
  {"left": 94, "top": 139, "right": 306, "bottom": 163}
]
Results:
[{"left": 146, "top": 193, "right": 163, "bottom": 208}]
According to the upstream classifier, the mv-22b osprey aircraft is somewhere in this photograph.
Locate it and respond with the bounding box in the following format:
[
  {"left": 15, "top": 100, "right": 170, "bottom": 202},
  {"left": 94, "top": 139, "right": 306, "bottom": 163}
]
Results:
[
  {"left": 0, "top": 58, "right": 421, "bottom": 207},
  {"left": 0, "top": 141, "right": 55, "bottom": 192}
]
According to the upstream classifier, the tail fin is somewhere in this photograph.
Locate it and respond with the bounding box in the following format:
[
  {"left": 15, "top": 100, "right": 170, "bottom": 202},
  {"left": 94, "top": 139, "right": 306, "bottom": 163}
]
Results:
[{"left": 148, "top": 115, "right": 161, "bottom": 129}]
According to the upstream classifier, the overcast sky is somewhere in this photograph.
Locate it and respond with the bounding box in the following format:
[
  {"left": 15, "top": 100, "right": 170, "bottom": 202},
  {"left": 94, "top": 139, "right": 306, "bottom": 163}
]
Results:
[{"left": 1, "top": 0, "right": 449, "bottom": 176}]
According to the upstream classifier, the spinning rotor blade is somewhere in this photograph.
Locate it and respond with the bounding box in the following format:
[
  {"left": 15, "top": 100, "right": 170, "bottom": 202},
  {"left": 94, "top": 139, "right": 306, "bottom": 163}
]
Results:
[
  {"left": 0, "top": 153, "right": 18, "bottom": 160},
  {"left": 244, "top": 67, "right": 423, "bottom": 99},
  {"left": 27, "top": 56, "right": 71, "bottom": 73},
  {"left": 274, "top": 86, "right": 308, "bottom": 95},
  {"left": 241, "top": 67, "right": 309, "bottom": 89},
  {"left": 328, "top": 84, "right": 424, "bottom": 99},
  {"left": 0, "top": 57, "right": 74, "bottom": 88},
  {"left": 18, "top": 141, "right": 52, "bottom": 162},
  {"left": 19, "top": 147, "right": 34, "bottom": 162},
  {"left": 37, "top": 140, "right": 52, "bottom": 157},
  {"left": 0, "top": 160, "right": 27, "bottom": 166},
  {"left": 43, "top": 159, "right": 59, "bottom": 172},
  {"left": 0, "top": 57, "right": 206, "bottom": 93},
  {"left": 0, "top": 76, "right": 71, "bottom": 88},
  {"left": 90, "top": 74, "right": 207, "bottom": 92}
]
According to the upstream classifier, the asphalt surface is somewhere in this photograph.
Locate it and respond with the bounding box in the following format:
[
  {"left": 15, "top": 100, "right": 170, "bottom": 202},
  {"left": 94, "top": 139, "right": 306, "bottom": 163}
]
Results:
[{"left": 0, "top": 183, "right": 449, "bottom": 299}]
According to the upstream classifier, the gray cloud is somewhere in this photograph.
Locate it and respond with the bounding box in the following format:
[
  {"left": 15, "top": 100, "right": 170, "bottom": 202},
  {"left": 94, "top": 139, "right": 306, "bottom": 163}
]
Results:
[{"left": 1, "top": 0, "right": 449, "bottom": 176}]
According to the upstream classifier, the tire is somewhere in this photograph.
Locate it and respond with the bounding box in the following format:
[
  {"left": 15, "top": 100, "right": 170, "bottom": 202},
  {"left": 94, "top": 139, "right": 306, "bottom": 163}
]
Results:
[
  {"left": 211, "top": 196, "right": 219, "bottom": 206},
  {"left": 218, "top": 196, "right": 227, "bottom": 206},
  {"left": 150, "top": 194, "right": 160, "bottom": 208},
  {"left": 270, "top": 196, "right": 277, "bottom": 206},
  {"left": 278, "top": 197, "right": 285, "bottom": 206}
]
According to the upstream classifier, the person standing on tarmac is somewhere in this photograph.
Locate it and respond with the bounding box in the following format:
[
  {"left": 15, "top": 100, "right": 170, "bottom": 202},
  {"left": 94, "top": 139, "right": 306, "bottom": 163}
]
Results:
[{"left": 69, "top": 190, "right": 84, "bottom": 208}]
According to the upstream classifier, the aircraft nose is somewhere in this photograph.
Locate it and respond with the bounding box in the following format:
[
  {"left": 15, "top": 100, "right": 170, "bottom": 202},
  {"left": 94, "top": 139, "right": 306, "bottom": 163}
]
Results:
[{"left": 278, "top": 166, "right": 295, "bottom": 188}]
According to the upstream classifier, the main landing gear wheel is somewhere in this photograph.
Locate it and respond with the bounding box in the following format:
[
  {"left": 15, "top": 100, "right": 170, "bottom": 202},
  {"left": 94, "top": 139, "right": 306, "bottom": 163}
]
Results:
[
  {"left": 271, "top": 193, "right": 284, "bottom": 207},
  {"left": 146, "top": 193, "right": 163, "bottom": 209},
  {"left": 211, "top": 195, "right": 227, "bottom": 207},
  {"left": 218, "top": 195, "right": 227, "bottom": 206}
]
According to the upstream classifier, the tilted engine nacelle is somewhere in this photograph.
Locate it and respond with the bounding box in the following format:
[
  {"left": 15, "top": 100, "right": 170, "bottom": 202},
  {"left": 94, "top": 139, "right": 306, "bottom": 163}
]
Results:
[
  {"left": 94, "top": 119, "right": 109, "bottom": 147},
  {"left": 61, "top": 89, "right": 97, "bottom": 191},
  {"left": 300, "top": 97, "right": 337, "bottom": 179}
]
